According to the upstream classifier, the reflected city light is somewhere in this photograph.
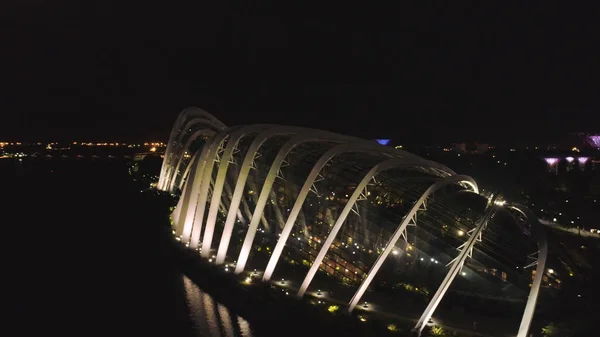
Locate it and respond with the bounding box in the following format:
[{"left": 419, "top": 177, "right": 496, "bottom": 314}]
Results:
[{"left": 183, "top": 275, "right": 254, "bottom": 337}]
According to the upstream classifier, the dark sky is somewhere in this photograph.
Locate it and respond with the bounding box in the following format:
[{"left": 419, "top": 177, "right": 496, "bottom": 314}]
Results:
[{"left": 2, "top": 2, "right": 599, "bottom": 143}]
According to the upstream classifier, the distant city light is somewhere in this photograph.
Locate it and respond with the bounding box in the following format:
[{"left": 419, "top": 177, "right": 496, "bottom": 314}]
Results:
[
  {"left": 565, "top": 156, "right": 574, "bottom": 163},
  {"left": 375, "top": 139, "right": 391, "bottom": 146},
  {"left": 544, "top": 157, "right": 559, "bottom": 166}
]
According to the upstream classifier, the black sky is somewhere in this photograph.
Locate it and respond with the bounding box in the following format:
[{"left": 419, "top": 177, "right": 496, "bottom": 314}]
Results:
[{"left": 2, "top": 2, "right": 599, "bottom": 143}]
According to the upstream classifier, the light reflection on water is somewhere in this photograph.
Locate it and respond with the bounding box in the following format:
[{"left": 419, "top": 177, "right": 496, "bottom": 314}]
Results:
[{"left": 183, "top": 275, "right": 254, "bottom": 337}]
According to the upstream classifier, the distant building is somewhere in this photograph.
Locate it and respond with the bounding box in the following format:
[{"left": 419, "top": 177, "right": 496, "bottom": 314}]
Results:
[
  {"left": 453, "top": 142, "right": 489, "bottom": 154},
  {"left": 134, "top": 152, "right": 151, "bottom": 161}
]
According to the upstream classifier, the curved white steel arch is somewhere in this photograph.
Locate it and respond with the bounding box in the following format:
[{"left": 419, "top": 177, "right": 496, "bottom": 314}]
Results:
[
  {"left": 172, "top": 146, "right": 251, "bottom": 236},
  {"left": 161, "top": 123, "right": 224, "bottom": 191},
  {"left": 203, "top": 126, "right": 313, "bottom": 260},
  {"left": 176, "top": 150, "right": 200, "bottom": 194},
  {"left": 214, "top": 129, "right": 360, "bottom": 265},
  {"left": 160, "top": 108, "right": 546, "bottom": 337},
  {"left": 172, "top": 127, "right": 242, "bottom": 231},
  {"left": 180, "top": 129, "right": 233, "bottom": 243},
  {"left": 168, "top": 128, "right": 217, "bottom": 193},
  {"left": 412, "top": 194, "right": 500, "bottom": 336},
  {"left": 347, "top": 175, "right": 479, "bottom": 312},
  {"left": 198, "top": 125, "right": 272, "bottom": 256},
  {"left": 508, "top": 204, "right": 548, "bottom": 337},
  {"left": 159, "top": 107, "right": 225, "bottom": 190},
  {"left": 160, "top": 106, "right": 451, "bottom": 190},
  {"left": 175, "top": 126, "right": 242, "bottom": 193},
  {"left": 163, "top": 118, "right": 224, "bottom": 192},
  {"left": 296, "top": 158, "right": 450, "bottom": 297},
  {"left": 258, "top": 144, "right": 453, "bottom": 279},
  {"left": 172, "top": 151, "right": 201, "bottom": 234}
]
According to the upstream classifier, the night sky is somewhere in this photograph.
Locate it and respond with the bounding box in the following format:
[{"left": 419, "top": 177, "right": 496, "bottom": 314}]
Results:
[{"left": 2, "top": 2, "right": 599, "bottom": 144}]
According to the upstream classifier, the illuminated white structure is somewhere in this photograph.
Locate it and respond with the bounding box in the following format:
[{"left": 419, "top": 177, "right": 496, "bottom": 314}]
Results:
[
  {"left": 565, "top": 156, "right": 575, "bottom": 171},
  {"left": 158, "top": 107, "right": 548, "bottom": 337},
  {"left": 578, "top": 157, "right": 589, "bottom": 170},
  {"left": 544, "top": 157, "right": 559, "bottom": 174},
  {"left": 158, "top": 107, "right": 226, "bottom": 192}
]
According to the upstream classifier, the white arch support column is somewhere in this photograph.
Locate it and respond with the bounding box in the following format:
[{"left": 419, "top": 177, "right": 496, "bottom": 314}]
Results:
[
  {"left": 296, "top": 158, "right": 446, "bottom": 297},
  {"left": 186, "top": 134, "right": 233, "bottom": 249},
  {"left": 200, "top": 125, "right": 270, "bottom": 258},
  {"left": 177, "top": 138, "right": 215, "bottom": 238},
  {"left": 216, "top": 131, "right": 349, "bottom": 265},
  {"left": 509, "top": 205, "right": 548, "bottom": 337},
  {"left": 168, "top": 129, "right": 215, "bottom": 193},
  {"left": 164, "top": 118, "right": 222, "bottom": 192},
  {"left": 176, "top": 150, "right": 200, "bottom": 194},
  {"left": 261, "top": 145, "right": 452, "bottom": 281},
  {"left": 221, "top": 176, "right": 249, "bottom": 227},
  {"left": 160, "top": 107, "right": 226, "bottom": 190},
  {"left": 160, "top": 109, "right": 225, "bottom": 190},
  {"left": 175, "top": 126, "right": 241, "bottom": 193},
  {"left": 173, "top": 150, "right": 200, "bottom": 215},
  {"left": 172, "top": 148, "right": 234, "bottom": 235},
  {"left": 180, "top": 131, "right": 231, "bottom": 244},
  {"left": 172, "top": 152, "right": 201, "bottom": 234},
  {"left": 214, "top": 127, "right": 319, "bottom": 266},
  {"left": 411, "top": 194, "right": 500, "bottom": 336},
  {"left": 347, "top": 175, "right": 478, "bottom": 312}
]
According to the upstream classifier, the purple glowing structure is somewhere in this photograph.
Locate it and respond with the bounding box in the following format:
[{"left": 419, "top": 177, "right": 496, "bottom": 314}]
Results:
[
  {"left": 564, "top": 156, "right": 575, "bottom": 171},
  {"left": 577, "top": 157, "right": 590, "bottom": 171},
  {"left": 586, "top": 135, "right": 600, "bottom": 149},
  {"left": 375, "top": 139, "right": 391, "bottom": 146},
  {"left": 544, "top": 158, "right": 559, "bottom": 173}
]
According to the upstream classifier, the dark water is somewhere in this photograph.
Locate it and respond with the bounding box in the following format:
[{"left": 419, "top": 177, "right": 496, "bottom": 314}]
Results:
[{"left": 3, "top": 158, "right": 254, "bottom": 337}]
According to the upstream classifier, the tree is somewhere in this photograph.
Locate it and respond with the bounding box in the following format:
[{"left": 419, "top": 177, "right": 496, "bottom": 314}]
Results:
[{"left": 542, "top": 323, "right": 572, "bottom": 337}]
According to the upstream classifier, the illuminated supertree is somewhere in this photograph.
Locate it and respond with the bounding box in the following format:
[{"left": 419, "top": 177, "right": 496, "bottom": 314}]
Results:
[
  {"left": 586, "top": 134, "right": 600, "bottom": 149},
  {"left": 565, "top": 156, "right": 575, "bottom": 171},
  {"left": 544, "top": 157, "right": 559, "bottom": 173},
  {"left": 578, "top": 157, "right": 589, "bottom": 170}
]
